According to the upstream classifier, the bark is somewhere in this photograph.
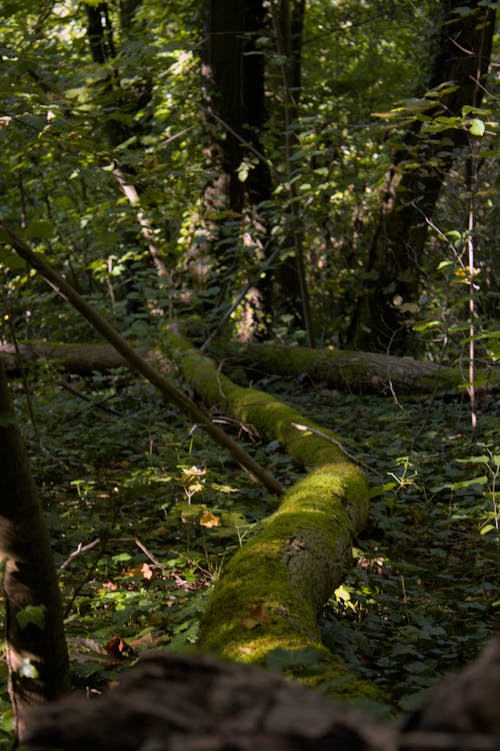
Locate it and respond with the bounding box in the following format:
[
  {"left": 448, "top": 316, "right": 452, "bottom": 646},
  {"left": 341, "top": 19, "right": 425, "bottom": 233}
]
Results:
[
  {"left": 0, "top": 341, "right": 127, "bottom": 374},
  {"left": 23, "top": 652, "right": 381, "bottom": 751},
  {"left": 269, "top": 0, "right": 314, "bottom": 344},
  {"left": 203, "top": 0, "right": 271, "bottom": 214},
  {"left": 23, "top": 638, "right": 500, "bottom": 751},
  {"left": 0, "top": 222, "right": 283, "bottom": 497},
  {"left": 347, "top": 0, "right": 496, "bottom": 353},
  {"left": 0, "top": 363, "right": 70, "bottom": 743}
]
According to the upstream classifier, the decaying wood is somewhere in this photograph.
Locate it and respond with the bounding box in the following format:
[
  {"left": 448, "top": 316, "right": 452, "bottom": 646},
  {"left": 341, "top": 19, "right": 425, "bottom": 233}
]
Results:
[
  {"left": 24, "top": 652, "right": 379, "bottom": 751},
  {"left": 0, "top": 342, "right": 127, "bottom": 374},
  {"left": 23, "top": 639, "right": 500, "bottom": 751},
  {"left": 219, "top": 343, "right": 500, "bottom": 397},
  {"left": 156, "top": 330, "right": 372, "bottom": 692}
]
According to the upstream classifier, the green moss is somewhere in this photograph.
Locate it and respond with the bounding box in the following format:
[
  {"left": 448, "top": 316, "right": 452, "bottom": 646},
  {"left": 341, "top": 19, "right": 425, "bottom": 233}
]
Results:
[
  {"left": 162, "top": 330, "right": 379, "bottom": 699},
  {"left": 200, "top": 465, "right": 363, "bottom": 664}
]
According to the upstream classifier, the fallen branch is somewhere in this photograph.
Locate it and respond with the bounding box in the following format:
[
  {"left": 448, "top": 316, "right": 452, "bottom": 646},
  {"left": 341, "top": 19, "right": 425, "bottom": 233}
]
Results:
[{"left": 0, "top": 222, "right": 283, "bottom": 497}]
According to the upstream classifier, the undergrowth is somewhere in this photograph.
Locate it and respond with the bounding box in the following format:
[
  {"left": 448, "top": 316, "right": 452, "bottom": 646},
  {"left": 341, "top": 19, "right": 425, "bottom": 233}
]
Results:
[{"left": 0, "top": 365, "right": 498, "bottom": 738}]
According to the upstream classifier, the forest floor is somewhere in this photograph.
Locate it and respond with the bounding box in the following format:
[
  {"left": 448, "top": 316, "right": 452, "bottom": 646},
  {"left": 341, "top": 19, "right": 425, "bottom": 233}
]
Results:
[{"left": 1, "top": 363, "right": 498, "bottom": 737}]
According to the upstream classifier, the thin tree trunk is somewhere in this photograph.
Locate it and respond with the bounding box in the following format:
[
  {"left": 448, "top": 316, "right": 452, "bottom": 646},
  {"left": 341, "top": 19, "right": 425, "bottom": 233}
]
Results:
[
  {"left": 201, "top": 0, "right": 274, "bottom": 335},
  {"left": 269, "top": 0, "right": 314, "bottom": 344},
  {"left": 0, "top": 363, "right": 70, "bottom": 743},
  {"left": 347, "top": 0, "right": 495, "bottom": 353}
]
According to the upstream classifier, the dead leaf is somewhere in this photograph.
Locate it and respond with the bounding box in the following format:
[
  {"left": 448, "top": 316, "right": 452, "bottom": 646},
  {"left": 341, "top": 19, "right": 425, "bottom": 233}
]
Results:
[
  {"left": 241, "top": 602, "right": 271, "bottom": 629},
  {"left": 200, "top": 510, "right": 220, "bottom": 528}
]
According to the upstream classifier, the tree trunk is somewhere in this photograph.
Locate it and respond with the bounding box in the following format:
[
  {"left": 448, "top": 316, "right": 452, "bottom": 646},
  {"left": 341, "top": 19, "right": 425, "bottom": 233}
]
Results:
[
  {"left": 0, "top": 363, "right": 70, "bottom": 743},
  {"left": 203, "top": 0, "right": 271, "bottom": 215},
  {"left": 269, "top": 0, "right": 314, "bottom": 344},
  {"left": 347, "top": 0, "right": 495, "bottom": 354},
  {"left": 200, "top": 0, "right": 275, "bottom": 335}
]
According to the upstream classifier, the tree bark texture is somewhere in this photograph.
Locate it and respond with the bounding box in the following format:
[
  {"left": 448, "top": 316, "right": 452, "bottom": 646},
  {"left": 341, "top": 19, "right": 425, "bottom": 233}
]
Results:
[
  {"left": 200, "top": 0, "right": 275, "bottom": 334},
  {"left": 203, "top": 0, "right": 271, "bottom": 214},
  {"left": 23, "top": 652, "right": 381, "bottom": 751},
  {"left": 0, "top": 363, "right": 70, "bottom": 743},
  {"left": 348, "top": 0, "right": 496, "bottom": 353},
  {"left": 268, "top": 0, "right": 314, "bottom": 341},
  {"left": 23, "top": 637, "right": 500, "bottom": 751}
]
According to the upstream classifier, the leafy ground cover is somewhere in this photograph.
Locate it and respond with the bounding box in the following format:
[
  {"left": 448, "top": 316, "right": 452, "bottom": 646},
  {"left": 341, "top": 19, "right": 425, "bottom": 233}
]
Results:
[{"left": 0, "top": 364, "right": 498, "bottom": 738}]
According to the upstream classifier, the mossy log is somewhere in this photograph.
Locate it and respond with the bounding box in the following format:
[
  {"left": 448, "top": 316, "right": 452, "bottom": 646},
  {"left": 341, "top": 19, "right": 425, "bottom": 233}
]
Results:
[
  {"left": 159, "top": 329, "right": 375, "bottom": 697},
  {"left": 218, "top": 342, "right": 499, "bottom": 397},
  {"left": 2, "top": 335, "right": 373, "bottom": 694},
  {"left": 3, "top": 340, "right": 498, "bottom": 398}
]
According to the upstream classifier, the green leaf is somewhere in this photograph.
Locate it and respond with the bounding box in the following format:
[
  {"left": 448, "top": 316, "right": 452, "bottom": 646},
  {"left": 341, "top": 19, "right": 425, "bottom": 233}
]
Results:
[
  {"left": 25, "top": 219, "right": 54, "bottom": 240},
  {"left": 16, "top": 604, "right": 47, "bottom": 630},
  {"left": 468, "top": 118, "right": 485, "bottom": 137},
  {"left": 480, "top": 524, "right": 496, "bottom": 535}
]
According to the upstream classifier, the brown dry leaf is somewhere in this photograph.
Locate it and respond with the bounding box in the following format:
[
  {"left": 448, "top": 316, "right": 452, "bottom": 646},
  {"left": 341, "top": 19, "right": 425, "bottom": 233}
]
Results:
[
  {"left": 101, "top": 581, "right": 118, "bottom": 591},
  {"left": 199, "top": 510, "right": 220, "bottom": 528},
  {"left": 105, "top": 636, "right": 132, "bottom": 659},
  {"left": 241, "top": 602, "right": 271, "bottom": 629},
  {"left": 128, "top": 630, "right": 166, "bottom": 651},
  {"left": 141, "top": 562, "right": 155, "bottom": 580}
]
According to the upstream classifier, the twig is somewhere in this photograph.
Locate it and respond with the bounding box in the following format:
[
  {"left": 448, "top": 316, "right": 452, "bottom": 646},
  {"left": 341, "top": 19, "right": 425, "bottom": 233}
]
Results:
[
  {"left": 58, "top": 378, "right": 120, "bottom": 416},
  {"left": 133, "top": 537, "right": 161, "bottom": 567},
  {"left": 291, "top": 422, "right": 372, "bottom": 471},
  {"left": 60, "top": 538, "right": 101, "bottom": 570}
]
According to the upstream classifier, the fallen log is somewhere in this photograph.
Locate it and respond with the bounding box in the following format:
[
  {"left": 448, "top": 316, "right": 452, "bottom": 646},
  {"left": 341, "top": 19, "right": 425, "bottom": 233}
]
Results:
[
  {"left": 1, "top": 333, "right": 374, "bottom": 693},
  {"left": 3, "top": 340, "right": 498, "bottom": 399},
  {"left": 0, "top": 341, "right": 127, "bottom": 374},
  {"left": 23, "top": 637, "right": 500, "bottom": 751},
  {"left": 218, "top": 342, "right": 500, "bottom": 397},
  {"left": 23, "top": 652, "right": 384, "bottom": 751},
  {"left": 159, "top": 329, "right": 373, "bottom": 695}
]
